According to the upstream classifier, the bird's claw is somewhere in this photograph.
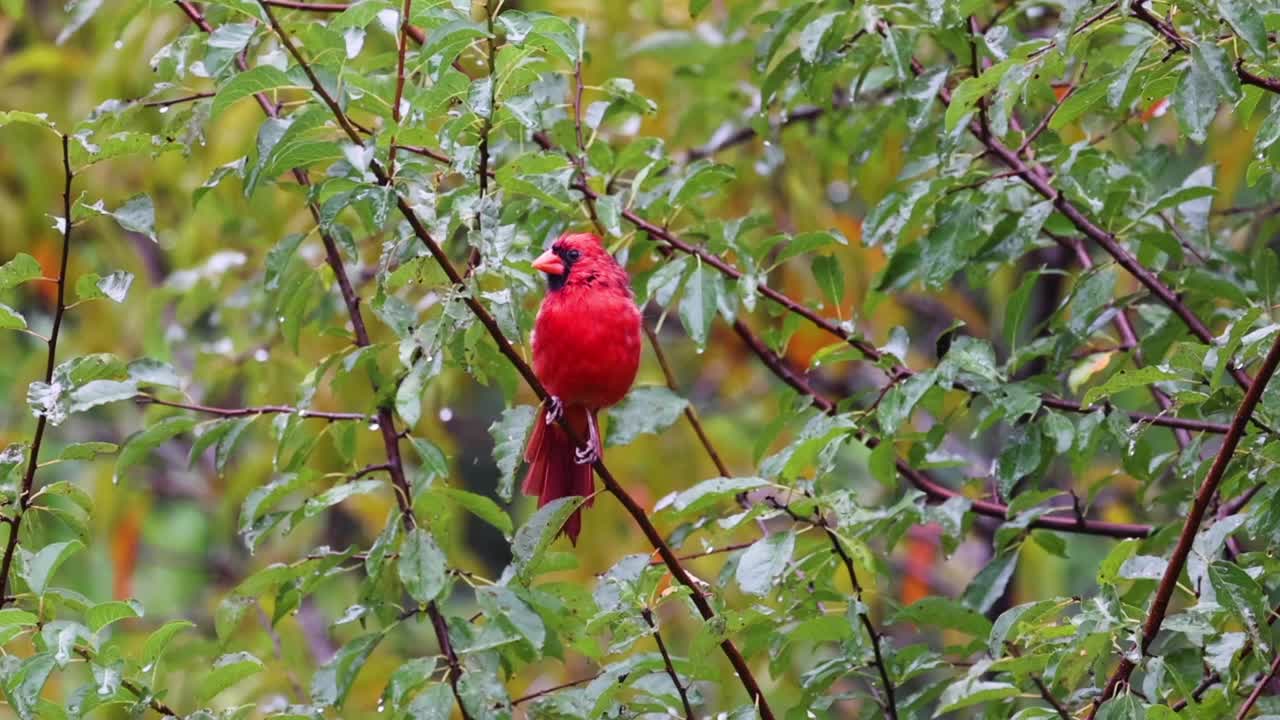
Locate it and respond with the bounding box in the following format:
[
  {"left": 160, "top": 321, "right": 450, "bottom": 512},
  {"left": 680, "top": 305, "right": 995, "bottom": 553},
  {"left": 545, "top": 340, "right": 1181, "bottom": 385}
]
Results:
[
  {"left": 574, "top": 443, "right": 599, "bottom": 465},
  {"left": 545, "top": 396, "right": 564, "bottom": 425}
]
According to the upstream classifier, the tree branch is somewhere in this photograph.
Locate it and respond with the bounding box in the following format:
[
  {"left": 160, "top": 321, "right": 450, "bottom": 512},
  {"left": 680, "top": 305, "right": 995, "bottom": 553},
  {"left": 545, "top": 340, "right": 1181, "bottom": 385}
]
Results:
[
  {"left": 1090, "top": 330, "right": 1280, "bottom": 716},
  {"left": 0, "top": 133, "right": 75, "bottom": 607},
  {"left": 645, "top": 322, "right": 731, "bottom": 477}
]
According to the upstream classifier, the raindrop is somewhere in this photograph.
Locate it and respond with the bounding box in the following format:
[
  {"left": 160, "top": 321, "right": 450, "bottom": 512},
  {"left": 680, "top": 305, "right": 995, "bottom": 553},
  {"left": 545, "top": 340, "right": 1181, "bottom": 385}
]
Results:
[
  {"left": 438, "top": 407, "right": 454, "bottom": 422},
  {"left": 253, "top": 348, "right": 269, "bottom": 362},
  {"left": 113, "top": 40, "right": 123, "bottom": 49},
  {"left": 278, "top": 315, "right": 286, "bottom": 323},
  {"left": 158, "top": 106, "right": 169, "bottom": 114},
  {"left": 377, "top": 701, "right": 386, "bottom": 714},
  {"left": 368, "top": 421, "right": 380, "bottom": 431}
]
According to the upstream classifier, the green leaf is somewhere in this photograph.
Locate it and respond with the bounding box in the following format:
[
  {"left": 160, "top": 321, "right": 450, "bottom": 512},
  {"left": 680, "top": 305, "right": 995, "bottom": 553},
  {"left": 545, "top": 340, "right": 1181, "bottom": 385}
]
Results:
[
  {"left": 4, "top": 653, "right": 56, "bottom": 720},
  {"left": 1208, "top": 561, "right": 1269, "bottom": 651},
  {"left": 670, "top": 161, "right": 735, "bottom": 206},
  {"left": 488, "top": 405, "right": 535, "bottom": 502},
  {"left": 311, "top": 633, "right": 383, "bottom": 707},
  {"left": 679, "top": 262, "right": 720, "bottom": 349},
  {"left": 303, "top": 479, "right": 383, "bottom": 518},
  {"left": 196, "top": 652, "right": 263, "bottom": 703},
  {"left": 0, "top": 111, "right": 55, "bottom": 132},
  {"left": 434, "top": 487, "right": 513, "bottom": 536},
  {"left": 1219, "top": 0, "right": 1267, "bottom": 57},
  {"left": 604, "top": 386, "right": 689, "bottom": 447},
  {"left": 894, "top": 597, "right": 993, "bottom": 637},
  {"left": 398, "top": 528, "right": 447, "bottom": 604},
  {"left": 0, "top": 254, "right": 42, "bottom": 290},
  {"left": 1049, "top": 77, "right": 1110, "bottom": 130},
  {"left": 1082, "top": 366, "right": 1180, "bottom": 406},
  {"left": 511, "top": 496, "right": 584, "bottom": 580},
  {"left": 212, "top": 66, "right": 296, "bottom": 118},
  {"left": 56, "top": 438, "right": 118, "bottom": 458},
  {"left": 1174, "top": 49, "right": 1222, "bottom": 143},
  {"left": 1096, "top": 693, "right": 1146, "bottom": 720},
  {"left": 86, "top": 600, "right": 143, "bottom": 633},
  {"left": 0, "top": 303, "right": 26, "bottom": 331},
  {"left": 477, "top": 586, "right": 545, "bottom": 650},
  {"left": 945, "top": 60, "right": 1014, "bottom": 131},
  {"left": 83, "top": 195, "right": 157, "bottom": 242},
  {"left": 937, "top": 676, "right": 1020, "bottom": 713},
  {"left": 115, "top": 416, "right": 198, "bottom": 483},
  {"left": 409, "top": 436, "right": 450, "bottom": 479},
  {"left": 811, "top": 255, "right": 844, "bottom": 310},
  {"left": 21, "top": 539, "right": 84, "bottom": 596},
  {"left": 68, "top": 379, "right": 138, "bottom": 415},
  {"left": 141, "top": 620, "right": 196, "bottom": 669},
  {"left": 963, "top": 549, "right": 1018, "bottom": 614},
  {"left": 656, "top": 476, "right": 765, "bottom": 518},
  {"left": 735, "top": 530, "right": 794, "bottom": 596}
]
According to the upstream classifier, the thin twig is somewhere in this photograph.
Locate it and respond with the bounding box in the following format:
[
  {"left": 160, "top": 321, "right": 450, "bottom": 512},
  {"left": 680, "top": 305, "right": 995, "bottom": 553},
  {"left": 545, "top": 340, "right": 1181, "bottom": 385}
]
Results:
[
  {"left": 642, "top": 607, "right": 696, "bottom": 719},
  {"left": 136, "top": 395, "right": 371, "bottom": 422},
  {"left": 386, "top": 0, "right": 414, "bottom": 177},
  {"left": 644, "top": 323, "right": 731, "bottom": 477},
  {"left": 0, "top": 133, "right": 75, "bottom": 607}
]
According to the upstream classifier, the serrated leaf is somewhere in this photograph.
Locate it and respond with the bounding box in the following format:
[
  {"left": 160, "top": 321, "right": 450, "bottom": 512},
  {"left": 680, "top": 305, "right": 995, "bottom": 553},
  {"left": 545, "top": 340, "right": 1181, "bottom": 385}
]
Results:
[
  {"left": 212, "top": 66, "right": 295, "bottom": 118},
  {"left": 434, "top": 487, "right": 513, "bottom": 536},
  {"left": 604, "top": 386, "right": 688, "bottom": 447},
  {"left": 86, "top": 600, "right": 142, "bottom": 633},
  {"left": 511, "top": 496, "right": 584, "bottom": 579},
  {"left": 488, "top": 405, "right": 535, "bottom": 502},
  {"left": 196, "top": 652, "right": 263, "bottom": 702},
  {"left": 0, "top": 254, "right": 42, "bottom": 290},
  {"left": 141, "top": 620, "right": 195, "bottom": 669},
  {"left": 311, "top": 633, "right": 382, "bottom": 707},
  {"left": 736, "top": 530, "right": 794, "bottom": 596},
  {"left": 22, "top": 540, "right": 84, "bottom": 596},
  {"left": 398, "top": 528, "right": 447, "bottom": 604}
]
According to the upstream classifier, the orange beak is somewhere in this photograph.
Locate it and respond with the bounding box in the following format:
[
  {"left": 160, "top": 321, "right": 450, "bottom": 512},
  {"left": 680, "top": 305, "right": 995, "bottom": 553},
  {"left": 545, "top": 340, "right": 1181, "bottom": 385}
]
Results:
[{"left": 531, "top": 250, "right": 565, "bottom": 276}]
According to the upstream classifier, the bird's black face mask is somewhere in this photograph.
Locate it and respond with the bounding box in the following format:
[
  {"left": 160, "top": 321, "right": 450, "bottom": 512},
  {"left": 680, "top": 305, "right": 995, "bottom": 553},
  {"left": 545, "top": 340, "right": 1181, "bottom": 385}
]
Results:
[{"left": 546, "top": 246, "right": 581, "bottom": 291}]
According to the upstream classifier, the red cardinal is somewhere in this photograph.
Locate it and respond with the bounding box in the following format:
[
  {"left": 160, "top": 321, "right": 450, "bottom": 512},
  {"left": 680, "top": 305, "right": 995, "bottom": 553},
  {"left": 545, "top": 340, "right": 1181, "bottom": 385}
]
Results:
[{"left": 523, "top": 232, "right": 641, "bottom": 543}]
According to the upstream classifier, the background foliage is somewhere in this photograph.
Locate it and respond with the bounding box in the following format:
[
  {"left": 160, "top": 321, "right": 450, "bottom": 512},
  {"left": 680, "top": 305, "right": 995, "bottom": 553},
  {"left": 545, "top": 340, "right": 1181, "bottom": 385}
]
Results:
[{"left": 3, "top": 0, "right": 1280, "bottom": 718}]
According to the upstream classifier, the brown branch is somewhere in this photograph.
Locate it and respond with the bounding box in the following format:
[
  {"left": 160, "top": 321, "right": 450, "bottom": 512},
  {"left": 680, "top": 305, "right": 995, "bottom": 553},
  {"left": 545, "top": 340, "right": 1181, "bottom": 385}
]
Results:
[
  {"left": 0, "top": 133, "right": 75, "bottom": 607},
  {"left": 645, "top": 323, "right": 731, "bottom": 477},
  {"left": 511, "top": 674, "right": 599, "bottom": 705},
  {"left": 731, "top": 319, "right": 1154, "bottom": 539},
  {"left": 136, "top": 395, "right": 371, "bottom": 422},
  {"left": 642, "top": 607, "right": 696, "bottom": 719},
  {"left": 386, "top": 0, "right": 414, "bottom": 177},
  {"left": 1127, "top": 1, "right": 1280, "bottom": 94},
  {"left": 1090, "top": 330, "right": 1280, "bottom": 716},
  {"left": 143, "top": 91, "right": 215, "bottom": 108},
  {"left": 248, "top": 3, "right": 776, "bottom": 714}
]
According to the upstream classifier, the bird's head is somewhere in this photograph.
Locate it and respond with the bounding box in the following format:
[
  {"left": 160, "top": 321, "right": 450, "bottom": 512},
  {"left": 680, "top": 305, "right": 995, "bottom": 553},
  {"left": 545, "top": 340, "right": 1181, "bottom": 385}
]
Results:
[{"left": 531, "top": 232, "right": 624, "bottom": 292}]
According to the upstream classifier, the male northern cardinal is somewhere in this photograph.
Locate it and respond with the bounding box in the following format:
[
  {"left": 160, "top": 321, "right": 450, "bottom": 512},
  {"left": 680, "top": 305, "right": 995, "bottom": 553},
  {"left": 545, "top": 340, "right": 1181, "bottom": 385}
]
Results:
[{"left": 523, "top": 232, "right": 642, "bottom": 543}]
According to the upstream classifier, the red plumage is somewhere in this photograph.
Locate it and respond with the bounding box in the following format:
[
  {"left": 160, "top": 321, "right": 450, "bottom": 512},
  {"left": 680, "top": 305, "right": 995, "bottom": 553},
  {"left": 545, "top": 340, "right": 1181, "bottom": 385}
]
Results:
[{"left": 522, "top": 232, "right": 641, "bottom": 543}]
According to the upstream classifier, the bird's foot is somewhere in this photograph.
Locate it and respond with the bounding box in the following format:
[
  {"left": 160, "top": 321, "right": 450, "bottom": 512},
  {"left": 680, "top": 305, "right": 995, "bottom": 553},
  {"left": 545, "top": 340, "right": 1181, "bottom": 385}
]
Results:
[
  {"left": 574, "top": 442, "right": 600, "bottom": 465},
  {"left": 544, "top": 396, "right": 564, "bottom": 425}
]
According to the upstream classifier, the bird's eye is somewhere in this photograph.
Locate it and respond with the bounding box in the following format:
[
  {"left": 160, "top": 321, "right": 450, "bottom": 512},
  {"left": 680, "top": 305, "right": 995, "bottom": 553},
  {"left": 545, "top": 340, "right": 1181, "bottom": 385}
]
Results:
[{"left": 565, "top": 249, "right": 581, "bottom": 262}]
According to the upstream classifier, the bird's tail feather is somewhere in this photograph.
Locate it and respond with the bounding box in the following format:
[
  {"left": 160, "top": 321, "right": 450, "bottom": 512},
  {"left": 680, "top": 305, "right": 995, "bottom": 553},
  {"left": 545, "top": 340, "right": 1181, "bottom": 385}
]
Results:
[{"left": 522, "top": 405, "right": 595, "bottom": 544}]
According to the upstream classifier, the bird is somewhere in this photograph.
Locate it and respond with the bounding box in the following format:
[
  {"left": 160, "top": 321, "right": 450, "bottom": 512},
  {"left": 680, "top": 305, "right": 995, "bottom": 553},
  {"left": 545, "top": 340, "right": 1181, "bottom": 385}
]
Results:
[{"left": 522, "top": 232, "right": 642, "bottom": 544}]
